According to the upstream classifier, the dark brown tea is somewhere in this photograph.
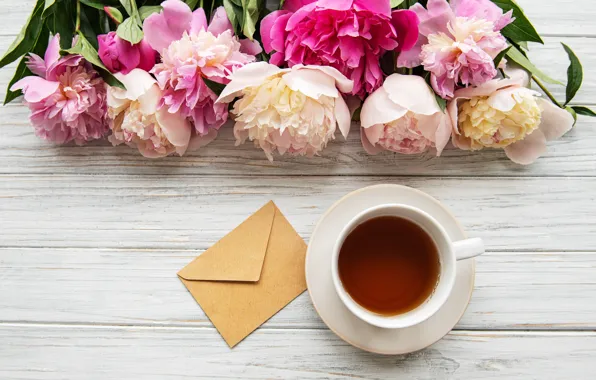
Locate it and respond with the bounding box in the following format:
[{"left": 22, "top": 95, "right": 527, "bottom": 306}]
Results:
[{"left": 338, "top": 216, "right": 440, "bottom": 316}]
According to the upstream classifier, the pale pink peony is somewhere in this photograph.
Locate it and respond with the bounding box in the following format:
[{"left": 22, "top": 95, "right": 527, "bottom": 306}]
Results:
[
  {"left": 107, "top": 69, "right": 211, "bottom": 158},
  {"left": 399, "top": 0, "right": 513, "bottom": 99},
  {"left": 143, "top": 0, "right": 261, "bottom": 136},
  {"left": 11, "top": 34, "right": 108, "bottom": 144},
  {"left": 216, "top": 62, "right": 353, "bottom": 161},
  {"left": 360, "top": 74, "right": 451, "bottom": 155},
  {"left": 260, "top": 0, "right": 419, "bottom": 98},
  {"left": 447, "top": 67, "right": 574, "bottom": 165}
]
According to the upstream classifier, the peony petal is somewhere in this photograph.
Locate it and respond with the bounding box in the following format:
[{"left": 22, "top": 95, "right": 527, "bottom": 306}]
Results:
[
  {"left": 503, "top": 63, "right": 530, "bottom": 87},
  {"left": 412, "top": 0, "right": 453, "bottom": 36},
  {"left": 354, "top": 0, "right": 391, "bottom": 16},
  {"left": 186, "top": 128, "right": 218, "bottom": 152},
  {"left": 207, "top": 7, "right": 232, "bottom": 35},
  {"left": 452, "top": 78, "right": 517, "bottom": 99},
  {"left": 239, "top": 38, "right": 263, "bottom": 55},
  {"left": 44, "top": 34, "right": 61, "bottom": 68},
  {"left": 363, "top": 123, "right": 385, "bottom": 146},
  {"left": 283, "top": 0, "right": 316, "bottom": 11},
  {"left": 487, "top": 87, "right": 539, "bottom": 113},
  {"left": 137, "top": 84, "right": 162, "bottom": 115},
  {"left": 10, "top": 76, "right": 59, "bottom": 103},
  {"left": 25, "top": 53, "right": 47, "bottom": 77},
  {"left": 396, "top": 37, "right": 424, "bottom": 68},
  {"left": 391, "top": 10, "right": 420, "bottom": 52},
  {"left": 260, "top": 11, "right": 285, "bottom": 53},
  {"left": 417, "top": 113, "right": 451, "bottom": 155},
  {"left": 536, "top": 98, "right": 574, "bottom": 141},
  {"left": 317, "top": 0, "right": 355, "bottom": 12},
  {"left": 334, "top": 95, "right": 351, "bottom": 138},
  {"left": 504, "top": 129, "right": 547, "bottom": 165},
  {"left": 217, "top": 62, "right": 285, "bottom": 103},
  {"left": 282, "top": 67, "right": 339, "bottom": 99},
  {"left": 156, "top": 108, "right": 192, "bottom": 147},
  {"left": 114, "top": 69, "right": 158, "bottom": 101},
  {"left": 360, "top": 86, "right": 408, "bottom": 128},
  {"left": 361, "top": 126, "right": 383, "bottom": 155},
  {"left": 302, "top": 65, "right": 354, "bottom": 94},
  {"left": 143, "top": 0, "right": 192, "bottom": 52},
  {"left": 190, "top": 8, "right": 208, "bottom": 34},
  {"left": 383, "top": 74, "right": 441, "bottom": 115}
]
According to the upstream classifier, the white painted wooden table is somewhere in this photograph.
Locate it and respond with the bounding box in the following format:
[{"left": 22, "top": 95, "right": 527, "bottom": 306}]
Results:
[{"left": 1, "top": 1, "right": 596, "bottom": 378}]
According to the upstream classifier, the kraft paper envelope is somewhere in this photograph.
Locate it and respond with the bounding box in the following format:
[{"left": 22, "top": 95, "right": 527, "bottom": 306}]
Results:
[{"left": 177, "top": 201, "right": 307, "bottom": 347}]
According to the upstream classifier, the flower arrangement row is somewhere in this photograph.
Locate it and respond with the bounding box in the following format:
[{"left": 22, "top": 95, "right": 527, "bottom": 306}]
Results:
[{"left": 1, "top": 0, "right": 594, "bottom": 164}]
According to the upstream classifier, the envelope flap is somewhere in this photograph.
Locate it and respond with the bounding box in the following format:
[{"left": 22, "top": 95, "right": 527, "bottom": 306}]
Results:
[{"left": 177, "top": 201, "right": 276, "bottom": 282}]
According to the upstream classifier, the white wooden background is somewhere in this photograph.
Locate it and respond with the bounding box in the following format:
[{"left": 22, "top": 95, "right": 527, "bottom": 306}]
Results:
[{"left": 1, "top": 1, "right": 596, "bottom": 378}]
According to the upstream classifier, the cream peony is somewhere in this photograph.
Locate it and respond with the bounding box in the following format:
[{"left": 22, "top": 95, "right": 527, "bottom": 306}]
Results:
[
  {"left": 216, "top": 62, "right": 353, "bottom": 161},
  {"left": 360, "top": 74, "right": 451, "bottom": 155},
  {"left": 107, "top": 69, "right": 214, "bottom": 158},
  {"left": 448, "top": 68, "right": 574, "bottom": 164}
]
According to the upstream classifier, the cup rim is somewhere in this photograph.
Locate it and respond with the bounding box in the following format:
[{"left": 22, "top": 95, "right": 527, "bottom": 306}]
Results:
[{"left": 331, "top": 203, "right": 457, "bottom": 329}]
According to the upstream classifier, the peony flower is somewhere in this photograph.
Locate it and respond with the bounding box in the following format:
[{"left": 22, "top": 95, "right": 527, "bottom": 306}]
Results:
[
  {"left": 216, "top": 62, "right": 353, "bottom": 161},
  {"left": 107, "top": 69, "right": 210, "bottom": 158},
  {"left": 399, "top": 0, "right": 513, "bottom": 99},
  {"left": 260, "top": 0, "right": 419, "bottom": 98},
  {"left": 98, "top": 32, "right": 157, "bottom": 75},
  {"left": 360, "top": 74, "right": 450, "bottom": 155},
  {"left": 143, "top": 0, "right": 261, "bottom": 137},
  {"left": 447, "top": 68, "right": 574, "bottom": 165},
  {"left": 11, "top": 34, "right": 108, "bottom": 144}
]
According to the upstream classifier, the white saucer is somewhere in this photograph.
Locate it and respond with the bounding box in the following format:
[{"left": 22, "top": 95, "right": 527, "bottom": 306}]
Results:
[{"left": 305, "top": 184, "right": 475, "bottom": 355}]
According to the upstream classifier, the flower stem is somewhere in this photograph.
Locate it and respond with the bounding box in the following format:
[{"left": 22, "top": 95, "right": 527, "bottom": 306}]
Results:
[
  {"left": 532, "top": 75, "right": 562, "bottom": 108},
  {"left": 75, "top": 0, "right": 81, "bottom": 32}
]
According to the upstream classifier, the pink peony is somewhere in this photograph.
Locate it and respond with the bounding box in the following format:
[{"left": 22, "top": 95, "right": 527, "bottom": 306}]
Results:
[
  {"left": 98, "top": 32, "right": 157, "bottom": 75},
  {"left": 11, "top": 34, "right": 108, "bottom": 144},
  {"left": 399, "top": 0, "right": 513, "bottom": 99},
  {"left": 143, "top": 0, "right": 261, "bottom": 136},
  {"left": 260, "top": 0, "right": 419, "bottom": 98},
  {"left": 360, "top": 74, "right": 451, "bottom": 155}
]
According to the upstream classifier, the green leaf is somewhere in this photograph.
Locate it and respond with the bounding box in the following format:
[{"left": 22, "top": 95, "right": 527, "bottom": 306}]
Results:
[
  {"left": 223, "top": 0, "right": 244, "bottom": 34},
  {"left": 139, "top": 5, "right": 162, "bottom": 20},
  {"left": 80, "top": 0, "right": 120, "bottom": 10},
  {"left": 493, "top": 46, "right": 511, "bottom": 68},
  {"left": 518, "top": 40, "right": 528, "bottom": 51},
  {"left": 119, "top": 0, "right": 133, "bottom": 16},
  {"left": 0, "top": 0, "right": 45, "bottom": 69},
  {"left": 105, "top": 6, "right": 124, "bottom": 24},
  {"left": 279, "top": 0, "right": 285, "bottom": 9},
  {"left": 565, "top": 106, "right": 577, "bottom": 125},
  {"left": 434, "top": 93, "right": 446, "bottom": 112},
  {"left": 4, "top": 27, "right": 50, "bottom": 105},
  {"left": 185, "top": 0, "right": 199, "bottom": 10},
  {"left": 572, "top": 106, "right": 596, "bottom": 117},
  {"left": 492, "top": 0, "right": 543, "bottom": 44},
  {"left": 391, "top": 0, "right": 405, "bottom": 7},
  {"left": 240, "top": 0, "right": 261, "bottom": 40},
  {"left": 561, "top": 43, "right": 583, "bottom": 106},
  {"left": 506, "top": 45, "right": 562, "bottom": 85},
  {"left": 117, "top": 17, "right": 144, "bottom": 44},
  {"left": 46, "top": 0, "right": 76, "bottom": 50},
  {"left": 79, "top": 5, "right": 99, "bottom": 50},
  {"left": 43, "top": 0, "right": 57, "bottom": 16},
  {"left": 63, "top": 31, "right": 124, "bottom": 88},
  {"left": 203, "top": 77, "right": 226, "bottom": 96}
]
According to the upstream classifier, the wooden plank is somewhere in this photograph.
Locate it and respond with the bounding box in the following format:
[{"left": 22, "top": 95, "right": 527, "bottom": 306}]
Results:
[
  {"left": 0, "top": 249, "right": 594, "bottom": 330},
  {"left": 0, "top": 115, "right": 595, "bottom": 177},
  {"left": 1, "top": 175, "right": 595, "bottom": 251},
  {"left": 1, "top": 175, "right": 594, "bottom": 252},
  {"left": 0, "top": 325, "right": 594, "bottom": 379}
]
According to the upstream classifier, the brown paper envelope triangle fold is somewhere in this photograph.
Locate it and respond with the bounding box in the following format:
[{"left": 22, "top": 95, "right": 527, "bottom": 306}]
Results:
[
  {"left": 177, "top": 201, "right": 276, "bottom": 282},
  {"left": 177, "top": 201, "right": 307, "bottom": 348}
]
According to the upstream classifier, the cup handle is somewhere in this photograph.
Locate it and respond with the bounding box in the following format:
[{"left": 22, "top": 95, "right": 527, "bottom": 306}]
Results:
[{"left": 453, "top": 238, "right": 485, "bottom": 260}]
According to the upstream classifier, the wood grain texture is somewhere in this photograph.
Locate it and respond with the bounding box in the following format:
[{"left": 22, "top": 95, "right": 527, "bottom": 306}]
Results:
[
  {"left": 1, "top": 175, "right": 595, "bottom": 251},
  {"left": 1, "top": 248, "right": 594, "bottom": 330},
  {"left": 1, "top": 325, "right": 596, "bottom": 380}
]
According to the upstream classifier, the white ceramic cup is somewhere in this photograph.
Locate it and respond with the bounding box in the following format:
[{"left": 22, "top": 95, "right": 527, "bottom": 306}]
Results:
[{"left": 331, "top": 203, "right": 484, "bottom": 329}]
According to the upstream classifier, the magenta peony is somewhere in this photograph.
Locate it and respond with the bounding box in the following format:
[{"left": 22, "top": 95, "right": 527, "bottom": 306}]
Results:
[
  {"left": 11, "top": 34, "right": 108, "bottom": 144},
  {"left": 260, "top": 0, "right": 419, "bottom": 98},
  {"left": 98, "top": 32, "right": 157, "bottom": 75},
  {"left": 143, "top": 0, "right": 261, "bottom": 137},
  {"left": 399, "top": 0, "right": 513, "bottom": 99}
]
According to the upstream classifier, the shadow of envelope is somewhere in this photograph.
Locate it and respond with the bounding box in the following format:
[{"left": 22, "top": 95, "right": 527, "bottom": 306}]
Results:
[{"left": 177, "top": 201, "right": 307, "bottom": 347}]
